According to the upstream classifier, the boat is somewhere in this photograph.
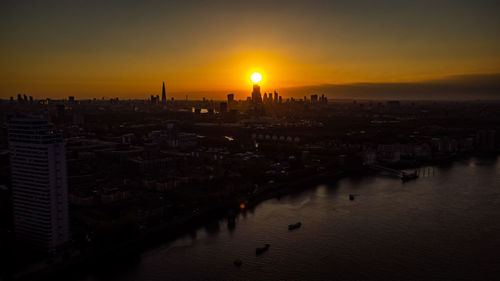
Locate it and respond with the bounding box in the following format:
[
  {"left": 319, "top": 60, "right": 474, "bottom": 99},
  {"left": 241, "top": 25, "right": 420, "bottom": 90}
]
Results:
[
  {"left": 233, "top": 259, "right": 242, "bottom": 266},
  {"left": 349, "top": 194, "right": 355, "bottom": 200},
  {"left": 255, "top": 244, "right": 270, "bottom": 255},
  {"left": 288, "top": 222, "right": 302, "bottom": 230}
]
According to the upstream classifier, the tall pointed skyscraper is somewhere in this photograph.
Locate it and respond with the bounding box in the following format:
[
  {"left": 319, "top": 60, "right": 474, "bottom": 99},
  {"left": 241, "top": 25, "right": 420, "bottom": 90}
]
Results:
[{"left": 161, "top": 81, "right": 166, "bottom": 103}]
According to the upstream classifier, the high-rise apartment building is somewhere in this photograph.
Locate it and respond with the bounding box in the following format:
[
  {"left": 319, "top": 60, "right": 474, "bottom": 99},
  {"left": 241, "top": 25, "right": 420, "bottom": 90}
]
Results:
[{"left": 8, "top": 115, "right": 69, "bottom": 251}]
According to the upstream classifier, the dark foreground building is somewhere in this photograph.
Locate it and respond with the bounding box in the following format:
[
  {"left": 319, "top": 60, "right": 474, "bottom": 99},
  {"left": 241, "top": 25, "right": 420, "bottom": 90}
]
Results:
[{"left": 8, "top": 115, "right": 69, "bottom": 251}]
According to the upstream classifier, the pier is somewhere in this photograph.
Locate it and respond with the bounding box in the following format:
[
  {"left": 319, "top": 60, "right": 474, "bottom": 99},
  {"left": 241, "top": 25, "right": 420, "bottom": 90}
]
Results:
[{"left": 368, "top": 164, "right": 419, "bottom": 181}]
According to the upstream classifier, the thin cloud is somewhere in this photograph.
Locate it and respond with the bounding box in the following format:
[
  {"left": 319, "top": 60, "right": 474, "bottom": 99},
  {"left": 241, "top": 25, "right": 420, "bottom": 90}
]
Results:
[{"left": 277, "top": 73, "right": 500, "bottom": 100}]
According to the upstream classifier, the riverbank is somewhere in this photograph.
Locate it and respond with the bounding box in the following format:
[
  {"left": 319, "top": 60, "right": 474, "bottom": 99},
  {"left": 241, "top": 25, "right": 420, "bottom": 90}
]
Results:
[
  {"left": 12, "top": 152, "right": 499, "bottom": 281},
  {"left": 379, "top": 151, "right": 499, "bottom": 170},
  {"left": 77, "top": 155, "right": 500, "bottom": 281},
  {"left": 11, "top": 170, "right": 346, "bottom": 281}
]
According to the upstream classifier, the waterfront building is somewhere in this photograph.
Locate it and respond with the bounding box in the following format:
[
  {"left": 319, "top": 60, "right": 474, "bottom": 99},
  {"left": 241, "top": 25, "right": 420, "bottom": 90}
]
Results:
[{"left": 8, "top": 115, "right": 69, "bottom": 251}]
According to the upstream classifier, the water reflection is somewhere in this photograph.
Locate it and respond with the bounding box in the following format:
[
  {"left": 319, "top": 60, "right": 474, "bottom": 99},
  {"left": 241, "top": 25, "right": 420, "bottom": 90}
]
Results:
[
  {"left": 203, "top": 219, "right": 220, "bottom": 235},
  {"left": 82, "top": 157, "right": 500, "bottom": 281}
]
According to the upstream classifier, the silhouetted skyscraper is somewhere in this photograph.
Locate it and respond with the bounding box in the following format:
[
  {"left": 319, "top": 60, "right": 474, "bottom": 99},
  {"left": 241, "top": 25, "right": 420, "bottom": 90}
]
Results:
[
  {"left": 321, "top": 94, "right": 327, "bottom": 103},
  {"left": 227, "top": 93, "right": 234, "bottom": 104},
  {"left": 8, "top": 115, "right": 69, "bottom": 251},
  {"left": 252, "top": 84, "right": 262, "bottom": 104},
  {"left": 162, "top": 81, "right": 166, "bottom": 103}
]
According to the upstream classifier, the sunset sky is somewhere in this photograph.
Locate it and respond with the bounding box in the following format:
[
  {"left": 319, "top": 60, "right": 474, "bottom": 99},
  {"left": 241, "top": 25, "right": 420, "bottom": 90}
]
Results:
[{"left": 1, "top": 0, "right": 500, "bottom": 99}]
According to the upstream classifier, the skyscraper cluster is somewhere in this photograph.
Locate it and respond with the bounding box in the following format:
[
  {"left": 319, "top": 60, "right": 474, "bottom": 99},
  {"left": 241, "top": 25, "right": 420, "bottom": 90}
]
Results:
[
  {"left": 150, "top": 81, "right": 168, "bottom": 104},
  {"left": 13, "top": 94, "right": 33, "bottom": 104},
  {"left": 262, "top": 91, "right": 281, "bottom": 104}
]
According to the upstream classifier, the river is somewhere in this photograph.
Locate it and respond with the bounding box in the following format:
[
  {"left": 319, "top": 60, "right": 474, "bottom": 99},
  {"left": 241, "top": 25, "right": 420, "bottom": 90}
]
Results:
[{"left": 82, "top": 156, "right": 500, "bottom": 281}]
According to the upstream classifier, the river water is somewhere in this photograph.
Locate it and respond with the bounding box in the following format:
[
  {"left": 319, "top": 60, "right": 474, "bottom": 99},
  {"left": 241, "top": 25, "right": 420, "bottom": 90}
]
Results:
[{"left": 83, "top": 157, "right": 500, "bottom": 281}]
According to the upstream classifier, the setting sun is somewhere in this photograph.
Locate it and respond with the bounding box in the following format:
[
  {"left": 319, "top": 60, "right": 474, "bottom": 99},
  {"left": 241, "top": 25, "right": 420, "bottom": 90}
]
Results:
[{"left": 251, "top": 72, "right": 262, "bottom": 83}]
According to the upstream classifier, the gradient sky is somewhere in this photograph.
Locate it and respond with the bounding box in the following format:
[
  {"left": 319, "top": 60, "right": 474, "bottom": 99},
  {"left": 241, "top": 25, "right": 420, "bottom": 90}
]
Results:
[{"left": 1, "top": 0, "right": 500, "bottom": 99}]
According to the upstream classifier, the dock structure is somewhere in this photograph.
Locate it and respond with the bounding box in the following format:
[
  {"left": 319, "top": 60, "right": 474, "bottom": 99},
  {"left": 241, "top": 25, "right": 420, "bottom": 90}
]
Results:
[{"left": 368, "top": 164, "right": 419, "bottom": 181}]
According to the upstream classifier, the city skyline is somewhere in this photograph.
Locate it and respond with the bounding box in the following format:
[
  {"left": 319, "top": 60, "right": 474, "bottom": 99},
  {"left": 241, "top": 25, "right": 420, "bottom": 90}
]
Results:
[
  {"left": 2, "top": 1, "right": 500, "bottom": 280},
  {"left": 2, "top": 0, "right": 500, "bottom": 100}
]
